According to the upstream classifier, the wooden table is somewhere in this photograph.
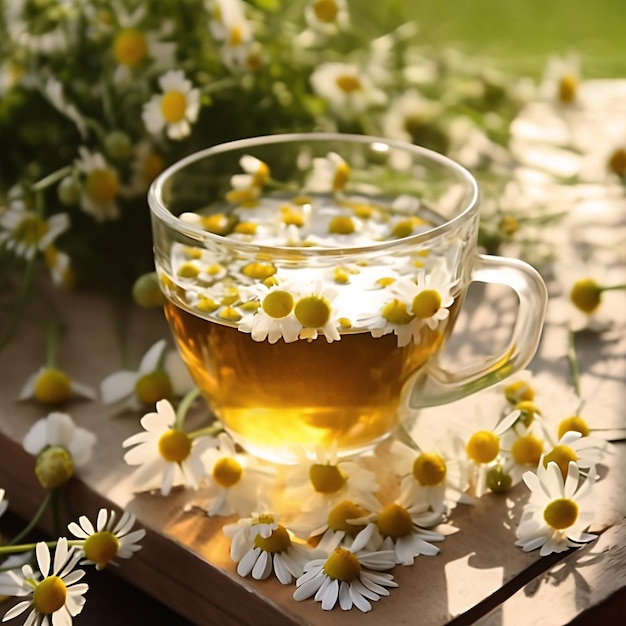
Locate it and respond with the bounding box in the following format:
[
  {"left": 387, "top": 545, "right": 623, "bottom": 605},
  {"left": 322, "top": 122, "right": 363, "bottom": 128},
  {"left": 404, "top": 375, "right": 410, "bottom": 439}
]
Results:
[{"left": 1, "top": 266, "right": 625, "bottom": 626}]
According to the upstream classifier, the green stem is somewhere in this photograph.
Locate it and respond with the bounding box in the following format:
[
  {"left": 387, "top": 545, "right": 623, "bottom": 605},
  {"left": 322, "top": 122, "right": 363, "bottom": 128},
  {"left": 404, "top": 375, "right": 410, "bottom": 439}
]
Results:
[
  {"left": 567, "top": 330, "right": 582, "bottom": 399},
  {"left": 31, "top": 166, "right": 73, "bottom": 193},
  {"left": 175, "top": 386, "right": 202, "bottom": 429},
  {"left": 188, "top": 423, "right": 223, "bottom": 439},
  {"left": 0, "top": 540, "right": 83, "bottom": 556},
  {"left": 600, "top": 283, "right": 626, "bottom": 292},
  {"left": 8, "top": 491, "right": 55, "bottom": 546},
  {"left": 45, "top": 321, "right": 61, "bottom": 369}
]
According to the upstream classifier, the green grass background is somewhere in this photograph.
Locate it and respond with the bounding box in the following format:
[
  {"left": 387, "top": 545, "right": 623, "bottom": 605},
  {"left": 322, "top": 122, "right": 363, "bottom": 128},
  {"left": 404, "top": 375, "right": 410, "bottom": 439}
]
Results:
[{"left": 357, "top": 0, "right": 625, "bottom": 77}]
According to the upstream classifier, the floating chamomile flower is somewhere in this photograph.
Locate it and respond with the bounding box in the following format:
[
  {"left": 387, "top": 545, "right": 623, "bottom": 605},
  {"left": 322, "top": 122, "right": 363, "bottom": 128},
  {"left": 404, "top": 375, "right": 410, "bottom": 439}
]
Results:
[
  {"left": 100, "top": 339, "right": 178, "bottom": 410},
  {"left": 293, "top": 523, "right": 397, "bottom": 612},
  {"left": 0, "top": 538, "right": 88, "bottom": 625},
  {"left": 281, "top": 445, "right": 381, "bottom": 515},
  {"left": 23, "top": 412, "right": 97, "bottom": 489},
  {"left": 515, "top": 461, "right": 597, "bottom": 556},
  {"left": 0, "top": 197, "right": 69, "bottom": 260},
  {"left": 20, "top": 366, "right": 96, "bottom": 406},
  {"left": 307, "top": 151, "right": 352, "bottom": 194},
  {"left": 198, "top": 432, "right": 274, "bottom": 517},
  {"left": 142, "top": 69, "right": 200, "bottom": 140},
  {"left": 122, "top": 399, "right": 216, "bottom": 496},
  {"left": 293, "top": 280, "right": 341, "bottom": 342},
  {"left": 223, "top": 511, "right": 319, "bottom": 584},
  {"left": 68, "top": 509, "right": 146, "bottom": 570}
]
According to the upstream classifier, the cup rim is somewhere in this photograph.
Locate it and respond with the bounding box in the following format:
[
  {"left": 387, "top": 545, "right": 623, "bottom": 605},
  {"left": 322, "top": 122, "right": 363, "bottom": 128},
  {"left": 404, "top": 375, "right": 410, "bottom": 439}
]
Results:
[{"left": 148, "top": 132, "right": 480, "bottom": 256}]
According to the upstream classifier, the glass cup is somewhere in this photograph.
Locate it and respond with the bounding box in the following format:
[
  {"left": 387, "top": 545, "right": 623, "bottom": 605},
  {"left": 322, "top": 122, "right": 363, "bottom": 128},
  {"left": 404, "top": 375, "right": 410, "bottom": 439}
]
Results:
[{"left": 148, "top": 133, "right": 547, "bottom": 464}]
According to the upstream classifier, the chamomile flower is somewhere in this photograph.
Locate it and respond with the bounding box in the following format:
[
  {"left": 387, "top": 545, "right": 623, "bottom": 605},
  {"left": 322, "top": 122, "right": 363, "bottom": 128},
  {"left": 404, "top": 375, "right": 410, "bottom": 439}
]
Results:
[
  {"left": 305, "top": 0, "right": 349, "bottom": 35},
  {"left": 361, "top": 490, "right": 446, "bottom": 566},
  {"left": 20, "top": 366, "right": 96, "bottom": 406},
  {"left": 389, "top": 438, "right": 469, "bottom": 516},
  {"left": 293, "top": 280, "right": 341, "bottom": 342},
  {"left": 515, "top": 461, "right": 597, "bottom": 556},
  {"left": 306, "top": 152, "right": 352, "bottom": 194},
  {"left": 539, "top": 431, "right": 609, "bottom": 480},
  {"left": 0, "top": 538, "right": 88, "bottom": 625},
  {"left": 310, "top": 62, "right": 387, "bottom": 119},
  {"left": 44, "top": 245, "right": 75, "bottom": 289},
  {"left": 293, "top": 523, "right": 397, "bottom": 612},
  {"left": 281, "top": 445, "right": 381, "bottom": 515},
  {"left": 197, "top": 432, "right": 274, "bottom": 517},
  {"left": 122, "top": 399, "right": 216, "bottom": 496},
  {"left": 539, "top": 54, "right": 583, "bottom": 107},
  {"left": 226, "top": 155, "right": 270, "bottom": 205},
  {"left": 142, "top": 70, "right": 200, "bottom": 140},
  {"left": 22, "top": 412, "right": 97, "bottom": 489},
  {"left": 223, "top": 511, "right": 319, "bottom": 584},
  {"left": 129, "top": 140, "right": 166, "bottom": 192},
  {"left": 389, "top": 266, "right": 455, "bottom": 330},
  {"left": 208, "top": 0, "right": 254, "bottom": 70},
  {"left": 0, "top": 198, "right": 69, "bottom": 260},
  {"left": 67, "top": 508, "right": 146, "bottom": 570},
  {"left": 499, "top": 421, "right": 547, "bottom": 486},
  {"left": 74, "top": 148, "right": 120, "bottom": 222},
  {"left": 100, "top": 339, "right": 176, "bottom": 410}
]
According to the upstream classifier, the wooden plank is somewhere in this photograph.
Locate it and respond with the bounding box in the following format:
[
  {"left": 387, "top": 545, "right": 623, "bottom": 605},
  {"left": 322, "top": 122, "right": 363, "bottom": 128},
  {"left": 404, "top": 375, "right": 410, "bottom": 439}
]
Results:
[{"left": 1, "top": 284, "right": 625, "bottom": 625}]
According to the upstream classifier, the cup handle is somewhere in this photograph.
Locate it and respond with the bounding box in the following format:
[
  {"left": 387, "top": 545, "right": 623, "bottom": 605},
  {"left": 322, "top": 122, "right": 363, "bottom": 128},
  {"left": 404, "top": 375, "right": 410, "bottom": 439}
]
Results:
[{"left": 409, "top": 254, "right": 548, "bottom": 408}]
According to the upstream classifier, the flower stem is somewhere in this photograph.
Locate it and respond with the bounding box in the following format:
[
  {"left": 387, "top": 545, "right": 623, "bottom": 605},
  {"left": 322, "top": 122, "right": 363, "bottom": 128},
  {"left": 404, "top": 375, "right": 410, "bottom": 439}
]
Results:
[
  {"left": 7, "top": 491, "right": 55, "bottom": 546},
  {"left": 0, "top": 540, "right": 82, "bottom": 556},
  {"left": 567, "top": 330, "right": 582, "bottom": 398},
  {"left": 188, "top": 423, "right": 223, "bottom": 439},
  {"left": 45, "top": 321, "right": 61, "bottom": 369},
  {"left": 175, "top": 386, "right": 201, "bottom": 429},
  {"left": 31, "top": 166, "right": 73, "bottom": 193},
  {"left": 600, "top": 283, "right": 626, "bottom": 292}
]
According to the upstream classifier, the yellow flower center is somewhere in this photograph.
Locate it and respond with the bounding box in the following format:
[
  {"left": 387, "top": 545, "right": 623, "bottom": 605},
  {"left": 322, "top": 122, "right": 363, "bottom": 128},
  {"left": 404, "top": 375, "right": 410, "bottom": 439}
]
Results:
[
  {"left": 558, "top": 415, "right": 590, "bottom": 439},
  {"left": 328, "top": 215, "right": 355, "bottom": 235},
  {"left": 212, "top": 456, "right": 243, "bottom": 487},
  {"left": 160, "top": 90, "right": 187, "bottom": 123},
  {"left": 327, "top": 500, "right": 368, "bottom": 536},
  {"left": 498, "top": 214, "right": 520, "bottom": 236},
  {"left": 391, "top": 218, "right": 418, "bottom": 238},
  {"left": 558, "top": 75, "right": 578, "bottom": 104},
  {"left": 466, "top": 430, "right": 500, "bottom": 464},
  {"left": 381, "top": 299, "right": 414, "bottom": 325},
  {"left": 229, "top": 25, "right": 243, "bottom": 47},
  {"left": 570, "top": 278, "right": 602, "bottom": 313},
  {"left": 158, "top": 429, "right": 192, "bottom": 463},
  {"left": 511, "top": 433, "right": 544, "bottom": 466},
  {"left": 134, "top": 370, "right": 173, "bottom": 405},
  {"left": 313, "top": 0, "right": 339, "bottom": 23},
  {"left": 113, "top": 28, "right": 148, "bottom": 67},
  {"left": 377, "top": 503, "right": 413, "bottom": 539},
  {"left": 608, "top": 148, "right": 626, "bottom": 177},
  {"left": 218, "top": 306, "right": 242, "bottom": 322},
  {"left": 197, "top": 296, "right": 220, "bottom": 313},
  {"left": 234, "top": 221, "right": 258, "bottom": 235},
  {"left": 309, "top": 463, "right": 346, "bottom": 494},
  {"left": 140, "top": 152, "right": 165, "bottom": 185},
  {"left": 335, "top": 75, "right": 361, "bottom": 93},
  {"left": 85, "top": 169, "right": 119, "bottom": 204},
  {"left": 261, "top": 290, "right": 294, "bottom": 319},
  {"left": 503, "top": 380, "right": 535, "bottom": 404},
  {"left": 294, "top": 295, "right": 331, "bottom": 328},
  {"left": 332, "top": 162, "right": 351, "bottom": 191},
  {"left": 33, "top": 368, "right": 72, "bottom": 404},
  {"left": 254, "top": 524, "right": 291, "bottom": 554},
  {"left": 14, "top": 214, "right": 48, "bottom": 245},
  {"left": 412, "top": 289, "right": 442, "bottom": 319},
  {"left": 33, "top": 576, "right": 66, "bottom": 615},
  {"left": 543, "top": 498, "right": 578, "bottom": 530},
  {"left": 515, "top": 401, "right": 541, "bottom": 427},
  {"left": 83, "top": 531, "right": 120, "bottom": 569},
  {"left": 323, "top": 548, "right": 361, "bottom": 582},
  {"left": 412, "top": 452, "right": 447, "bottom": 486},
  {"left": 543, "top": 445, "right": 578, "bottom": 479},
  {"left": 35, "top": 446, "right": 74, "bottom": 489},
  {"left": 177, "top": 262, "right": 200, "bottom": 278},
  {"left": 242, "top": 261, "right": 277, "bottom": 280}
]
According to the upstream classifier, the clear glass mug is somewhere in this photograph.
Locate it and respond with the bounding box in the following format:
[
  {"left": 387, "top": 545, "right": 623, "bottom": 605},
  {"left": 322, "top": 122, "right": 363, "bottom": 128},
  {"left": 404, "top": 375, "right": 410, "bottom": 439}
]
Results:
[{"left": 148, "top": 133, "right": 547, "bottom": 464}]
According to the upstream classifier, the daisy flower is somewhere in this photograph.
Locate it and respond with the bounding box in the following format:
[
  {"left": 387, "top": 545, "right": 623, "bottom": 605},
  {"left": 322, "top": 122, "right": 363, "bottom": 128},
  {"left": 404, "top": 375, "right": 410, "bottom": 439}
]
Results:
[
  {"left": 539, "top": 430, "right": 609, "bottom": 480},
  {"left": 20, "top": 366, "right": 95, "bottom": 406},
  {"left": 197, "top": 432, "right": 274, "bottom": 516},
  {"left": 122, "top": 399, "right": 216, "bottom": 496},
  {"left": 310, "top": 61, "right": 387, "bottom": 119},
  {"left": 67, "top": 508, "right": 146, "bottom": 570},
  {"left": 498, "top": 421, "right": 547, "bottom": 486},
  {"left": 44, "top": 245, "right": 75, "bottom": 289},
  {"left": 223, "top": 511, "right": 320, "bottom": 584},
  {"left": 22, "top": 412, "right": 97, "bottom": 489},
  {"left": 538, "top": 53, "right": 583, "bottom": 107},
  {"left": 0, "top": 538, "right": 88, "bottom": 625},
  {"left": 142, "top": 69, "right": 200, "bottom": 140},
  {"left": 208, "top": 0, "right": 255, "bottom": 71},
  {"left": 74, "top": 147, "right": 120, "bottom": 222},
  {"left": 305, "top": 0, "right": 349, "bottom": 35},
  {"left": 0, "top": 198, "right": 69, "bottom": 260},
  {"left": 281, "top": 445, "right": 381, "bottom": 515},
  {"left": 293, "top": 523, "right": 397, "bottom": 612},
  {"left": 100, "top": 339, "right": 183, "bottom": 410},
  {"left": 293, "top": 280, "right": 342, "bottom": 343},
  {"left": 225, "top": 155, "right": 270, "bottom": 205},
  {"left": 389, "top": 266, "right": 455, "bottom": 330},
  {"left": 306, "top": 152, "right": 352, "bottom": 194},
  {"left": 515, "top": 461, "right": 597, "bottom": 556},
  {"left": 389, "top": 438, "right": 469, "bottom": 516}
]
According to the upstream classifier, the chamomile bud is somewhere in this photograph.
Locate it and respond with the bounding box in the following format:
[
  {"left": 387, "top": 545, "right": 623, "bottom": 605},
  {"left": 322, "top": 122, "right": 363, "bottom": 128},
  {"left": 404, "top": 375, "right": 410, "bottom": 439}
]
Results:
[{"left": 35, "top": 445, "right": 74, "bottom": 488}]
